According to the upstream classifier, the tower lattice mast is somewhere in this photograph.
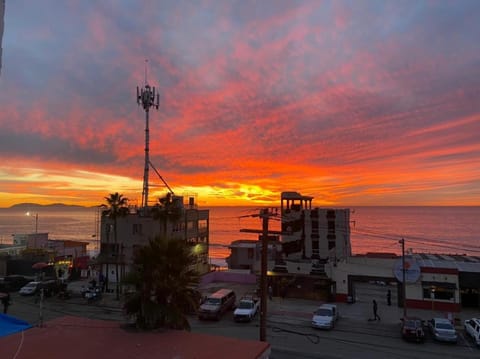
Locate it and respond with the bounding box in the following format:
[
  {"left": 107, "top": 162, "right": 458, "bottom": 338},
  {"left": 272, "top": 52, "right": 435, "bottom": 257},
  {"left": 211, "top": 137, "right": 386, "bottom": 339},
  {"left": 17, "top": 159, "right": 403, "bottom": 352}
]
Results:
[{"left": 136, "top": 60, "right": 159, "bottom": 209}]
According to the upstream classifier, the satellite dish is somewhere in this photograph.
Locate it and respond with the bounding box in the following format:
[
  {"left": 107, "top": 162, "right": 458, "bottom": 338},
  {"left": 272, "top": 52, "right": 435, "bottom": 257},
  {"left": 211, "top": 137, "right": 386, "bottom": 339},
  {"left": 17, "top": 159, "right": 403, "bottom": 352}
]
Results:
[{"left": 393, "top": 257, "right": 421, "bottom": 283}]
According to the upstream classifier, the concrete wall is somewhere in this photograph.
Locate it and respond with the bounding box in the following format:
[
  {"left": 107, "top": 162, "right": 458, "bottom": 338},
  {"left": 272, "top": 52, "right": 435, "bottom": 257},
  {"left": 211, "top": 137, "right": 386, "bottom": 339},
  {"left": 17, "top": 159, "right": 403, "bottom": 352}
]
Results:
[
  {"left": 328, "top": 256, "right": 397, "bottom": 294},
  {"left": 200, "top": 270, "right": 257, "bottom": 286}
]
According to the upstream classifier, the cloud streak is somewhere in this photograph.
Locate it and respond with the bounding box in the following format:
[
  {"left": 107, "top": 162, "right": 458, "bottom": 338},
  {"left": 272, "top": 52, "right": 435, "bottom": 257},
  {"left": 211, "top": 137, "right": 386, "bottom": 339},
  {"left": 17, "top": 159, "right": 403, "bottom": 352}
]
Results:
[{"left": 0, "top": 0, "right": 479, "bottom": 207}]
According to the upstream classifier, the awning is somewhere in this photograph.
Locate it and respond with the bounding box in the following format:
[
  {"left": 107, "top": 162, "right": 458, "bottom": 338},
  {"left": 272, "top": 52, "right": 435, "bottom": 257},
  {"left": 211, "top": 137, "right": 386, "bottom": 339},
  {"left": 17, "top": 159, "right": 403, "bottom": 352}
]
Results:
[{"left": 422, "top": 281, "right": 457, "bottom": 290}]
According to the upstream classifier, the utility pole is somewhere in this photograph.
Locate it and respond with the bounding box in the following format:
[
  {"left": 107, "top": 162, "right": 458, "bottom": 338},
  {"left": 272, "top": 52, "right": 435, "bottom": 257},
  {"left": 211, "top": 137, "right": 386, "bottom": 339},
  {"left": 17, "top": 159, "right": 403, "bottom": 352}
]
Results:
[
  {"left": 137, "top": 59, "right": 159, "bottom": 209},
  {"left": 259, "top": 208, "right": 269, "bottom": 342},
  {"left": 239, "top": 208, "right": 281, "bottom": 342},
  {"left": 38, "top": 288, "right": 44, "bottom": 327},
  {"left": 399, "top": 238, "right": 407, "bottom": 318}
]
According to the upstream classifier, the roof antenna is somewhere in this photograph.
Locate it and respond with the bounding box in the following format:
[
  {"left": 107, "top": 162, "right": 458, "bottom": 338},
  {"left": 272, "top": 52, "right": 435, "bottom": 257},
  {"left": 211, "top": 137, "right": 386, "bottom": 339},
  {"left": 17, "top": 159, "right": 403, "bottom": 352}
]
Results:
[{"left": 144, "top": 58, "right": 148, "bottom": 86}]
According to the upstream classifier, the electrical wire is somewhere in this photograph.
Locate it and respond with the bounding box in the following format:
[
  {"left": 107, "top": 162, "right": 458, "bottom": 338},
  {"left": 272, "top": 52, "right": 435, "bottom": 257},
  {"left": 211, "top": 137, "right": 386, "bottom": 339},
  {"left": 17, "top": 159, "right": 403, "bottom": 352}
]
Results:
[{"left": 270, "top": 324, "right": 320, "bottom": 344}]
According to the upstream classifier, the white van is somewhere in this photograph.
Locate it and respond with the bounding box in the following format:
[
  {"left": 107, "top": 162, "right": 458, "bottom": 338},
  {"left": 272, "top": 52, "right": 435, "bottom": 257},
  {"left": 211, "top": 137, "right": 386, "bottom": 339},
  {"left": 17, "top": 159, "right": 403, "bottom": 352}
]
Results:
[{"left": 198, "top": 289, "right": 236, "bottom": 320}]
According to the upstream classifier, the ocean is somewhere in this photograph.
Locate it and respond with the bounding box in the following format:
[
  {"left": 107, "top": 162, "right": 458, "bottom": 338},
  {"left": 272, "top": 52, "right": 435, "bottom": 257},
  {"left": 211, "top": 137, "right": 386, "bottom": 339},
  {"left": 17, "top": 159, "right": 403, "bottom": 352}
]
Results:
[{"left": 1, "top": 206, "right": 479, "bottom": 261}]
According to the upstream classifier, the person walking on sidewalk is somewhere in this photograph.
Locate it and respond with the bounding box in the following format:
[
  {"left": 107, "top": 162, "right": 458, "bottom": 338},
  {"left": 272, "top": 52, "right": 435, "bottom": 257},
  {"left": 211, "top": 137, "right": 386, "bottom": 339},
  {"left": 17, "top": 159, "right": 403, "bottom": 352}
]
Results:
[
  {"left": 268, "top": 285, "right": 273, "bottom": 300},
  {"left": 1, "top": 292, "right": 11, "bottom": 314},
  {"left": 372, "top": 299, "right": 381, "bottom": 321}
]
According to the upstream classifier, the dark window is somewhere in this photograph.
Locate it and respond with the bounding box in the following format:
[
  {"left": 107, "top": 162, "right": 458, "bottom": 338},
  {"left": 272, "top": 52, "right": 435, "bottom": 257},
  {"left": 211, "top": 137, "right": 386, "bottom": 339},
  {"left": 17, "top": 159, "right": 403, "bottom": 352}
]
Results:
[
  {"left": 422, "top": 287, "right": 454, "bottom": 301},
  {"left": 132, "top": 223, "right": 142, "bottom": 235}
]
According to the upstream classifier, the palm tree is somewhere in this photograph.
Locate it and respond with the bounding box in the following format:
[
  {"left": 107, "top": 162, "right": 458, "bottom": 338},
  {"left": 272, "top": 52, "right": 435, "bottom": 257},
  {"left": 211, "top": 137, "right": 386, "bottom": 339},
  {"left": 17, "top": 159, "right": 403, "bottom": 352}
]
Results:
[
  {"left": 123, "top": 235, "right": 201, "bottom": 330},
  {"left": 151, "top": 193, "right": 182, "bottom": 236},
  {"left": 103, "top": 192, "right": 129, "bottom": 300}
]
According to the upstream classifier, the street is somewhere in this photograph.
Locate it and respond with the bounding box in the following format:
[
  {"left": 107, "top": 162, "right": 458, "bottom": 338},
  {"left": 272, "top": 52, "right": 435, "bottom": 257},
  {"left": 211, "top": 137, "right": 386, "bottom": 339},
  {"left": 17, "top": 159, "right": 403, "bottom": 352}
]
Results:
[{"left": 6, "top": 289, "right": 479, "bottom": 359}]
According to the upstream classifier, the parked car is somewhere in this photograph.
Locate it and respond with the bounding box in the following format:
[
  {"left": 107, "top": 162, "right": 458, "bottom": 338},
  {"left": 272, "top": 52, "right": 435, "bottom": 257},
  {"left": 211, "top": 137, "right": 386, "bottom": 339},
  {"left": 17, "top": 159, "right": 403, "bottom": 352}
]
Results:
[
  {"left": 311, "top": 304, "right": 338, "bottom": 330},
  {"left": 233, "top": 295, "right": 260, "bottom": 322},
  {"left": 19, "top": 281, "right": 41, "bottom": 296},
  {"left": 3, "top": 275, "right": 30, "bottom": 291},
  {"left": 198, "top": 289, "right": 236, "bottom": 320},
  {"left": 428, "top": 318, "right": 457, "bottom": 343},
  {"left": 464, "top": 318, "right": 480, "bottom": 347},
  {"left": 401, "top": 317, "right": 425, "bottom": 343}
]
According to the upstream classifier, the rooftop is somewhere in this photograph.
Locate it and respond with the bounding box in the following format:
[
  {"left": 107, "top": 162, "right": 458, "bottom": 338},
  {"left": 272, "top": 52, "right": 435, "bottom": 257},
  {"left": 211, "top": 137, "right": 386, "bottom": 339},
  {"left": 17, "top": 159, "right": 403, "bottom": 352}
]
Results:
[{"left": 0, "top": 316, "right": 271, "bottom": 359}]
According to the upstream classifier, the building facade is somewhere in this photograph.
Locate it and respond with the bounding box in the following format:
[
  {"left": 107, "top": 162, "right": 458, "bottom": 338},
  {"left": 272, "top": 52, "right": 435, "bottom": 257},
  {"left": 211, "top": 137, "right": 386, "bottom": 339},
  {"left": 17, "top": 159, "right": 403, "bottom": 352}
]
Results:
[
  {"left": 275, "top": 191, "right": 351, "bottom": 275},
  {"left": 98, "top": 194, "right": 210, "bottom": 286},
  {"left": 328, "top": 252, "right": 480, "bottom": 311}
]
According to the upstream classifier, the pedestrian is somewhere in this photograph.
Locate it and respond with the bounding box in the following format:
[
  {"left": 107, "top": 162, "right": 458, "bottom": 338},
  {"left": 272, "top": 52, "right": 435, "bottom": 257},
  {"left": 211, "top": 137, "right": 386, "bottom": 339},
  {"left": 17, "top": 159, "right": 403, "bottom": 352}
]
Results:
[
  {"left": 1, "top": 292, "right": 11, "bottom": 314},
  {"left": 268, "top": 285, "right": 273, "bottom": 300},
  {"left": 387, "top": 289, "right": 391, "bottom": 306},
  {"left": 99, "top": 273, "right": 105, "bottom": 292},
  {"left": 372, "top": 299, "right": 380, "bottom": 321}
]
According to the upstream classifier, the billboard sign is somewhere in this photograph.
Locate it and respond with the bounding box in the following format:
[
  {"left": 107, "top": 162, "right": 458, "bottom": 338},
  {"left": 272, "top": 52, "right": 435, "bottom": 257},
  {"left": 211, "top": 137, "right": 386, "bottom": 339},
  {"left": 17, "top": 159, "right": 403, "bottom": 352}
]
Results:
[{"left": 393, "top": 256, "right": 421, "bottom": 283}]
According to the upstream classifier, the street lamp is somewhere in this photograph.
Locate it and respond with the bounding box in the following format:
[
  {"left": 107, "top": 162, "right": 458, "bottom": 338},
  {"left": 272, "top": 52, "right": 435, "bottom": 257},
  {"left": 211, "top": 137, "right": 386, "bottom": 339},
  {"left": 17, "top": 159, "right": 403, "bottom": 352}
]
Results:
[
  {"left": 399, "top": 238, "right": 407, "bottom": 318},
  {"left": 26, "top": 211, "right": 39, "bottom": 233}
]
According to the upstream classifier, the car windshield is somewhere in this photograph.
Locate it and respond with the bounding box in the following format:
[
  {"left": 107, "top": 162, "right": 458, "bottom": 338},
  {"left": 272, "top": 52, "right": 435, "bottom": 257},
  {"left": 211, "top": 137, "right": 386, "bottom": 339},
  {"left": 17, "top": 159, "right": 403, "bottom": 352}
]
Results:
[
  {"left": 314, "top": 308, "right": 332, "bottom": 316},
  {"left": 405, "top": 319, "right": 421, "bottom": 328},
  {"left": 238, "top": 302, "right": 253, "bottom": 309},
  {"left": 206, "top": 298, "right": 221, "bottom": 305},
  {"left": 436, "top": 323, "right": 453, "bottom": 330}
]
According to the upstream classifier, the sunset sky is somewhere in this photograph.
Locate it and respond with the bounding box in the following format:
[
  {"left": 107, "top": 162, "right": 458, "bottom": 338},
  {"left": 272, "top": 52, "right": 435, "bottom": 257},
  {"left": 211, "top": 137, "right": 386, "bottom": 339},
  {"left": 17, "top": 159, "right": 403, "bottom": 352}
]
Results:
[{"left": 0, "top": 0, "right": 479, "bottom": 208}]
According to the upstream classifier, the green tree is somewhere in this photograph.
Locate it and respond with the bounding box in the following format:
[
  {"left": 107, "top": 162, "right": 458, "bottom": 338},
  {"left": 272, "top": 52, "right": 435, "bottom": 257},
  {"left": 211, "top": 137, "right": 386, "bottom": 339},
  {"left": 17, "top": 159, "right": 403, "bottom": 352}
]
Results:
[
  {"left": 103, "top": 192, "right": 129, "bottom": 300},
  {"left": 123, "top": 236, "right": 201, "bottom": 331}
]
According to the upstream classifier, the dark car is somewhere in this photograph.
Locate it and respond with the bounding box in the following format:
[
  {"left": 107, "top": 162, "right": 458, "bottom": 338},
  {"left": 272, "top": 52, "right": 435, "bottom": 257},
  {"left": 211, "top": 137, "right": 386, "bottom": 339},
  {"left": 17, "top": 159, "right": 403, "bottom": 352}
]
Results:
[
  {"left": 3, "top": 275, "right": 31, "bottom": 291},
  {"left": 401, "top": 317, "right": 425, "bottom": 343}
]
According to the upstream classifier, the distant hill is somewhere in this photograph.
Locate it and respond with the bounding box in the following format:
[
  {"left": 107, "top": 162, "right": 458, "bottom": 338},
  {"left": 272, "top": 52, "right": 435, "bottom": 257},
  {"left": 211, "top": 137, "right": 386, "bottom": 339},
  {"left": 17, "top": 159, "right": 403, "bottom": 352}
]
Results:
[{"left": 0, "top": 203, "right": 94, "bottom": 211}]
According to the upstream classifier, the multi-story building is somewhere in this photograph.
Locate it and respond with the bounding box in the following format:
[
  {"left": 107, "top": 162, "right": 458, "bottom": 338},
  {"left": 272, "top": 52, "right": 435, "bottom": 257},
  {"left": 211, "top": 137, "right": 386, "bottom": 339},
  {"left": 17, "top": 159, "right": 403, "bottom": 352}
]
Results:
[
  {"left": 98, "top": 194, "right": 210, "bottom": 286},
  {"left": 227, "top": 191, "right": 351, "bottom": 300},
  {"left": 275, "top": 191, "right": 351, "bottom": 275}
]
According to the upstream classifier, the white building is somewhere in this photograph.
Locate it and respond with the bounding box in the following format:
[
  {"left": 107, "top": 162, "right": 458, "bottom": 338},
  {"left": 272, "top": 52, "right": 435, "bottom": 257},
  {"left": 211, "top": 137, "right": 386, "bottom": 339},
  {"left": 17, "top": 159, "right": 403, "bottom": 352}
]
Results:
[{"left": 327, "top": 252, "right": 480, "bottom": 311}]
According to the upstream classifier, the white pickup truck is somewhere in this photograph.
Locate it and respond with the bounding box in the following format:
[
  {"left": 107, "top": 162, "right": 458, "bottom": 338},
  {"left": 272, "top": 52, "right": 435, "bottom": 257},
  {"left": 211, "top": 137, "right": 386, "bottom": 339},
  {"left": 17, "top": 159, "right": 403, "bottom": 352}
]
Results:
[
  {"left": 311, "top": 304, "right": 339, "bottom": 329},
  {"left": 233, "top": 295, "right": 260, "bottom": 322},
  {"left": 464, "top": 318, "right": 480, "bottom": 346}
]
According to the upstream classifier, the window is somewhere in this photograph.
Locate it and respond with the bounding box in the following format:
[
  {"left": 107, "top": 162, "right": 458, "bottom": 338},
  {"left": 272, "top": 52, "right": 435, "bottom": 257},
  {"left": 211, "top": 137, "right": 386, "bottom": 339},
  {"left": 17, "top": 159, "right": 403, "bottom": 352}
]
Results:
[
  {"left": 247, "top": 248, "right": 254, "bottom": 259},
  {"left": 132, "top": 223, "right": 142, "bottom": 235},
  {"left": 422, "top": 287, "right": 454, "bottom": 301},
  {"left": 198, "top": 219, "right": 208, "bottom": 231}
]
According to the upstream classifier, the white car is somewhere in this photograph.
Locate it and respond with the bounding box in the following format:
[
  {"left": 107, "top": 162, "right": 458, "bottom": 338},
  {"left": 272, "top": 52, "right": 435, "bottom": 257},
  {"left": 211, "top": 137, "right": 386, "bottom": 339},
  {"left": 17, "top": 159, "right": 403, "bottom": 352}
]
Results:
[
  {"left": 428, "top": 318, "right": 457, "bottom": 343},
  {"left": 311, "top": 304, "right": 338, "bottom": 329},
  {"left": 233, "top": 296, "right": 259, "bottom": 322},
  {"left": 464, "top": 318, "right": 480, "bottom": 347},
  {"left": 19, "top": 281, "right": 40, "bottom": 296}
]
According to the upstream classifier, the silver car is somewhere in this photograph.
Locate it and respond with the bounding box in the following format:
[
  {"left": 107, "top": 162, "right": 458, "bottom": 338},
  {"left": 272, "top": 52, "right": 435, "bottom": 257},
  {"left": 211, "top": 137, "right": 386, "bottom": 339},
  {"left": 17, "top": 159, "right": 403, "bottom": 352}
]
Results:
[
  {"left": 19, "top": 281, "right": 40, "bottom": 296},
  {"left": 428, "top": 318, "right": 457, "bottom": 343}
]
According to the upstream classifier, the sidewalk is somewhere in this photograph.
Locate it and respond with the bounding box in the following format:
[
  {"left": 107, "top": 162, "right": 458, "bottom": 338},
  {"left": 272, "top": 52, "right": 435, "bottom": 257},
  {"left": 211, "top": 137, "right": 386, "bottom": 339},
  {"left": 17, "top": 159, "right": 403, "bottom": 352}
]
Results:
[{"left": 66, "top": 279, "right": 123, "bottom": 310}]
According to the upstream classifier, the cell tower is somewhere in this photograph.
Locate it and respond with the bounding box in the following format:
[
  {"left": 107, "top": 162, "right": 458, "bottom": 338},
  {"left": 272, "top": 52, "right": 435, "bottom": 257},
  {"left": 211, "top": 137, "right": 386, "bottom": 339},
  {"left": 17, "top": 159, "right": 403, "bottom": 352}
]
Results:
[{"left": 136, "top": 60, "right": 159, "bottom": 208}]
